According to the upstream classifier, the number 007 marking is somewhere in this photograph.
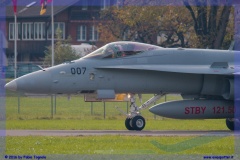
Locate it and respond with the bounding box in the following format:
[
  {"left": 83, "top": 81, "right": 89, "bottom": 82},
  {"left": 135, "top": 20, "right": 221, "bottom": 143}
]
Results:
[{"left": 71, "top": 67, "right": 86, "bottom": 75}]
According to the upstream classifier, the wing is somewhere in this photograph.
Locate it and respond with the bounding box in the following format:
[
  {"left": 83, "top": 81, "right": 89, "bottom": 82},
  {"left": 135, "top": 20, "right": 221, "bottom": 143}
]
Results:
[{"left": 96, "top": 64, "right": 238, "bottom": 75}]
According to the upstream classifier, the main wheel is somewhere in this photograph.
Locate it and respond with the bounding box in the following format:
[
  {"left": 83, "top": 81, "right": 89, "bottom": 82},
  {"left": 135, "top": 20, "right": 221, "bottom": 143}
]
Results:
[
  {"left": 125, "top": 118, "right": 133, "bottom": 130},
  {"left": 226, "top": 118, "right": 240, "bottom": 131},
  {"left": 131, "top": 116, "right": 145, "bottom": 131},
  {"left": 226, "top": 118, "right": 234, "bottom": 131}
]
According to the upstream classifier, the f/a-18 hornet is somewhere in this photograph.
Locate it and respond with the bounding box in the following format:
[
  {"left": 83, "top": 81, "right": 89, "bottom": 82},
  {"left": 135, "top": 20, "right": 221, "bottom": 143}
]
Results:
[{"left": 5, "top": 41, "right": 240, "bottom": 131}]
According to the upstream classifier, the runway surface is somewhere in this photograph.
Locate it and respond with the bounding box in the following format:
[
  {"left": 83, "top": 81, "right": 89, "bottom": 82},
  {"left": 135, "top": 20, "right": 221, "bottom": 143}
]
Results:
[{"left": 6, "top": 130, "right": 238, "bottom": 136}]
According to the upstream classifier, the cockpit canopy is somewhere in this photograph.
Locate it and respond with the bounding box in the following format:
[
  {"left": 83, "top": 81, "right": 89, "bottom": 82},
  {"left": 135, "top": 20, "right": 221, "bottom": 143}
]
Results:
[{"left": 83, "top": 41, "right": 162, "bottom": 59}]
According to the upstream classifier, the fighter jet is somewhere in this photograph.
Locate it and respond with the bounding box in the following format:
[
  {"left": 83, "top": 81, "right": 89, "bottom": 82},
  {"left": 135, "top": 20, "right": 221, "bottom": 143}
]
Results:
[{"left": 5, "top": 41, "right": 240, "bottom": 131}]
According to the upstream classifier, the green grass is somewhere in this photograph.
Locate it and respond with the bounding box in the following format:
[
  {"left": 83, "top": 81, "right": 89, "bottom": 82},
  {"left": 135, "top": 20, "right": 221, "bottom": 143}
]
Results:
[
  {"left": 4, "top": 94, "right": 237, "bottom": 156},
  {"left": 6, "top": 135, "right": 235, "bottom": 155},
  {"left": 5, "top": 95, "right": 230, "bottom": 130},
  {"left": 4, "top": 83, "right": 181, "bottom": 125},
  {"left": 6, "top": 94, "right": 178, "bottom": 121}
]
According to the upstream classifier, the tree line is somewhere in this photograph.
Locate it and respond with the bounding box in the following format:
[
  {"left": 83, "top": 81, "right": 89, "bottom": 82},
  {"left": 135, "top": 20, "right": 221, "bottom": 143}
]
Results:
[
  {"left": 99, "top": 0, "right": 234, "bottom": 49},
  {"left": 44, "top": 0, "right": 234, "bottom": 65}
]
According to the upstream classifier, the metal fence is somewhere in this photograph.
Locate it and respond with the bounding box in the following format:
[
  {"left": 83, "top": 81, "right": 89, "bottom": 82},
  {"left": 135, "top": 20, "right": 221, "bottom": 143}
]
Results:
[
  {"left": 4, "top": 61, "right": 50, "bottom": 79},
  {"left": 6, "top": 94, "right": 182, "bottom": 120}
]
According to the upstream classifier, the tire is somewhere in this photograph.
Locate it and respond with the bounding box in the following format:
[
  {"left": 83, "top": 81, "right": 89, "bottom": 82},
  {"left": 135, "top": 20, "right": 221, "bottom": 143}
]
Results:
[
  {"left": 125, "top": 118, "right": 133, "bottom": 130},
  {"left": 226, "top": 118, "right": 240, "bottom": 131},
  {"left": 131, "top": 116, "right": 145, "bottom": 131},
  {"left": 226, "top": 118, "right": 234, "bottom": 131}
]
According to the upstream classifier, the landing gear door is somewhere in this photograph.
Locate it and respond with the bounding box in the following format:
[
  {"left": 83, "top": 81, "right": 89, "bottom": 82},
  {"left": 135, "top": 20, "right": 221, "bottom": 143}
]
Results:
[{"left": 96, "top": 89, "right": 115, "bottom": 99}]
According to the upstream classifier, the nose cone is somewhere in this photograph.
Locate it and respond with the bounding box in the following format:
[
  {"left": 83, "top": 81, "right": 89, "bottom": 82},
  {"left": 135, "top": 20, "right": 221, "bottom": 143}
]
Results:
[
  {"left": 5, "top": 80, "right": 17, "bottom": 91},
  {"left": 5, "top": 70, "right": 52, "bottom": 94}
]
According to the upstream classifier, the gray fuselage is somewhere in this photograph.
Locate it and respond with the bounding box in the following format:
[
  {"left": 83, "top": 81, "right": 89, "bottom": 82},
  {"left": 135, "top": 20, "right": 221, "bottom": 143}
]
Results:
[{"left": 8, "top": 47, "right": 239, "bottom": 101}]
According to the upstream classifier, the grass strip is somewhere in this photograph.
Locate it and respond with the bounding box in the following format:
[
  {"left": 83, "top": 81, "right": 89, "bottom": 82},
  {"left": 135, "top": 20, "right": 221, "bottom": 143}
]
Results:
[{"left": 6, "top": 135, "right": 234, "bottom": 155}]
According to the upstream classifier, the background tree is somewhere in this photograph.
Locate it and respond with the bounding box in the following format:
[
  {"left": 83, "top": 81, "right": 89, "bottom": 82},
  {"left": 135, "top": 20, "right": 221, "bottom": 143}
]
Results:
[
  {"left": 44, "top": 28, "right": 80, "bottom": 66},
  {"left": 99, "top": 0, "right": 233, "bottom": 49},
  {"left": 100, "top": 3, "right": 197, "bottom": 47},
  {"left": 183, "top": 0, "right": 233, "bottom": 49}
]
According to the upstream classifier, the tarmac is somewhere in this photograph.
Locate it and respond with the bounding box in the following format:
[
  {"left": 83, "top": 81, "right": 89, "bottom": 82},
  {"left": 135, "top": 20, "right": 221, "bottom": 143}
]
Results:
[{"left": 6, "top": 130, "right": 238, "bottom": 136}]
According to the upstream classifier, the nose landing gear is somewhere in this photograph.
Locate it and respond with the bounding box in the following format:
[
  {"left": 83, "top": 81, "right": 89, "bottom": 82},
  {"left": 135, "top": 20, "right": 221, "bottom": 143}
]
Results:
[{"left": 117, "top": 94, "right": 164, "bottom": 131}]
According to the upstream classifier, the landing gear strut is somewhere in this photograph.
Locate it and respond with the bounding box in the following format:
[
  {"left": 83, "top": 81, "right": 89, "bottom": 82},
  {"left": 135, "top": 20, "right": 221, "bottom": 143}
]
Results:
[{"left": 117, "top": 94, "right": 164, "bottom": 131}]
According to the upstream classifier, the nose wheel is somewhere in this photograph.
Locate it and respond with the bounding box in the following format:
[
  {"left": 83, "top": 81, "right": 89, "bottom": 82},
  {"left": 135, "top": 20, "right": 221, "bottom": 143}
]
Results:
[
  {"left": 125, "top": 118, "right": 133, "bottom": 130},
  {"left": 125, "top": 116, "right": 146, "bottom": 131}
]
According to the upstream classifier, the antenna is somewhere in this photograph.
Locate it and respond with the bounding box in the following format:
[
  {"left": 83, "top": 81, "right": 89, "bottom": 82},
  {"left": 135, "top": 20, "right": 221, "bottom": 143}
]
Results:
[
  {"left": 26, "top": 2, "right": 36, "bottom": 8},
  {"left": 19, "top": 1, "right": 36, "bottom": 13}
]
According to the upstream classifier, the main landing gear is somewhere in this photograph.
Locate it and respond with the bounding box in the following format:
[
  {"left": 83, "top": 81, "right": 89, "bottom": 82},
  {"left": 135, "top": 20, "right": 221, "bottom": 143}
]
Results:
[
  {"left": 226, "top": 118, "right": 240, "bottom": 131},
  {"left": 117, "top": 94, "right": 164, "bottom": 131}
]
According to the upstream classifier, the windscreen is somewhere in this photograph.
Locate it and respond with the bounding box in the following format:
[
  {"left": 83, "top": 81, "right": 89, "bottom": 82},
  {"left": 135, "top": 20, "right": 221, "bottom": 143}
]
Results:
[{"left": 83, "top": 41, "right": 162, "bottom": 59}]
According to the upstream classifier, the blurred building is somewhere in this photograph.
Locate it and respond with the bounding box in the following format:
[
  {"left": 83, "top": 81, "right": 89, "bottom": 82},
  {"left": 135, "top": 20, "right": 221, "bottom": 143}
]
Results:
[{"left": 5, "top": 0, "right": 117, "bottom": 62}]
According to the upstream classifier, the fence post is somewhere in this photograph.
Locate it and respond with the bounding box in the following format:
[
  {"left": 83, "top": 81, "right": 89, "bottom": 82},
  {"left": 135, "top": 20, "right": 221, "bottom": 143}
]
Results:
[
  {"left": 91, "top": 102, "right": 93, "bottom": 115},
  {"left": 103, "top": 101, "right": 106, "bottom": 119},
  {"left": 51, "top": 95, "right": 53, "bottom": 119},
  {"left": 54, "top": 94, "right": 56, "bottom": 114},
  {"left": 154, "top": 101, "right": 156, "bottom": 120},
  {"left": 17, "top": 94, "right": 20, "bottom": 113}
]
